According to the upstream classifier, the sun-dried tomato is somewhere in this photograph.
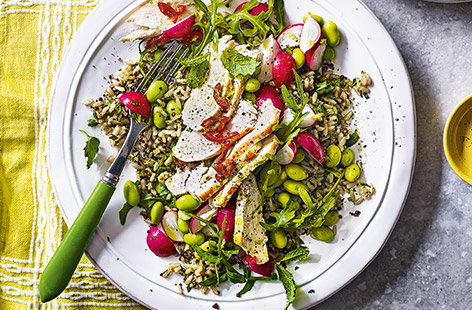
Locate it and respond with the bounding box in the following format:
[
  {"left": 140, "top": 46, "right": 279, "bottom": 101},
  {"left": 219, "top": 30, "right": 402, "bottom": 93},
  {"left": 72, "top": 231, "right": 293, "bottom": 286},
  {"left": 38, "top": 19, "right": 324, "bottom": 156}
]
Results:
[
  {"left": 213, "top": 83, "right": 229, "bottom": 108},
  {"left": 146, "top": 33, "right": 171, "bottom": 49}
]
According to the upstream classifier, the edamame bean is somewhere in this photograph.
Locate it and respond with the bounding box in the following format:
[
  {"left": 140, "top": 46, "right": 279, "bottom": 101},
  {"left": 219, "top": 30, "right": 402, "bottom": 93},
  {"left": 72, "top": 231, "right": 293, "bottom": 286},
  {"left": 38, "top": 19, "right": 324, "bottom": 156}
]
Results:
[
  {"left": 344, "top": 163, "right": 361, "bottom": 182},
  {"left": 269, "top": 229, "right": 288, "bottom": 249},
  {"left": 323, "top": 210, "right": 339, "bottom": 226},
  {"left": 153, "top": 106, "right": 167, "bottom": 129},
  {"left": 322, "top": 21, "right": 341, "bottom": 47},
  {"left": 264, "top": 188, "right": 275, "bottom": 198},
  {"left": 166, "top": 99, "right": 182, "bottom": 116},
  {"left": 242, "top": 92, "right": 256, "bottom": 103},
  {"left": 123, "top": 180, "right": 140, "bottom": 206},
  {"left": 291, "top": 48, "right": 305, "bottom": 69},
  {"left": 154, "top": 49, "right": 164, "bottom": 60},
  {"left": 183, "top": 232, "right": 205, "bottom": 246},
  {"left": 285, "top": 164, "right": 308, "bottom": 181},
  {"left": 310, "top": 226, "right": 334, "bottom": 242},
  {"left": 200, "top": 240, "right": 217, "bottom": 252},
  {"left": 245, "top": 78, "right": 261, "bottom": 93},
  {"left": 325, "top": 145, "right": 341, "bottom": 168},
  {"left": 302, "top": 13, "right": 324, "bottom": 25},
  {"left": 341, "top": 149, "right": 355, "bottom": 167},
  {"left": 175, "top": 194, "right": 200, "bottom": 211},
  {"left": 323, "top": 46, "right": 335, "bottom": 60},
  {"left": 283, "top": 179, "right": 309, "bottom": 196},
  {"left": 178, "top": 210, "right": 192, "bottom": 221},
  {"left": 177, "top": 218, "right": 190, "bottom": 233},
  {"left": 150, "top": 201, "right": 165, "bottom": 224},
  {"left": 272, "top": 170, "right": 288, "bottom": 188},
  {"left": 293, "top": 149, "right": 306, "bottom": 164},
  {"left": 146, "top": 80, "right": 168, "bottom": 102},
  {"left": 277, "top": 192, "right": 291, "bottom": 207}
]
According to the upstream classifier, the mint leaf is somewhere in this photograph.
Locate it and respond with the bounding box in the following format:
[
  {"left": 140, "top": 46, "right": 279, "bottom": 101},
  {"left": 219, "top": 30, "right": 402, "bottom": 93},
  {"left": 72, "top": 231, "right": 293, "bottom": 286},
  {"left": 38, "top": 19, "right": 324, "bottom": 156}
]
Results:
[
  {"left": 280, "top": 247, "right": 310, "bottom": 263},
  {"left": 346, "top": 129, "right": 360, "bottom": 147},
  {"left": 187, "top": 59, "right": 209, "bottom": 88},
  {"left": 119, "top": 203, "right": 134, "bottom": 225},
  {"left": 179, "top": 53, "right": 209, "bottom": 67},
  {"left": 277, "top": 264, "right": 297, "bottom": 310},
  {"left": 221, "top": 48, "right": 261, "bottom": 78},
  {"left": 80, "top": 129, "right": 100, "bottom": 169},
  {"left": 87, "top": 118, "right": 98, "bottom": 127}
]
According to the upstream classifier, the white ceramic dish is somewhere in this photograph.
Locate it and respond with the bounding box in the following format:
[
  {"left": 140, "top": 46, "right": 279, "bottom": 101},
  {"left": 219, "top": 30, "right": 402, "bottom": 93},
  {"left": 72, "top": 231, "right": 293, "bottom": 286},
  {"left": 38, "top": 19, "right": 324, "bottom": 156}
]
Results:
[{"left": 48, "top": 0, "right": 416, "bottom": 309}]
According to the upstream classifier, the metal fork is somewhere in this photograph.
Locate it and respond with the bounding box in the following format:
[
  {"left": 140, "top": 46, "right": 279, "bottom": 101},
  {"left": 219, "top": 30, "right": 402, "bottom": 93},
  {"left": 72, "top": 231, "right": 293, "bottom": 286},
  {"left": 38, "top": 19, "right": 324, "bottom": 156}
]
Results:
[{"left": 39, "top": 41, "right": 189, "bottom": 303}]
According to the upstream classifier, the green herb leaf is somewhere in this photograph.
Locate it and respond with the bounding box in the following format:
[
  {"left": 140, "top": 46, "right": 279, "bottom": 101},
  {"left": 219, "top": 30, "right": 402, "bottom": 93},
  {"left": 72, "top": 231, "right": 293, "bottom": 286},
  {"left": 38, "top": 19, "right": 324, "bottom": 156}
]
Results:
[
  {"left": 273, "top": 0, "right": 286, "bottom": 32},
  {"left": 80, "top": 129, "right": 100, "bottom": 169},
  {"left": 221, "top": 48, "right": 261, "bottom": 78},
  {"left": 179, "top": 53, "right": 209, "bottom": 67},
  {"left": 280, "top": 247, "right": 310, "bottom": 263},
  {"left": 276, "top": 264, "right": 297, "bottom": 310},
  {"left": 192, "top": 245, "right": 222, "bottom": 264},
  {"left": 187, "top": 59, "right": 210, "bottom": 88},
  {"left": 119, "top": 203, "right": 135, "bottom": 225},
  {"left": 346, "top": 129, "right": 360, "bottom": 147},
  {"left": 226, "top": 267, "right": 246, "bottom": 284},
  {"left": 87, "top": 119, "right": 98, "bottom": 127},
  {"left": 237, "top": 280, "right": 256, "bottom": 297}
]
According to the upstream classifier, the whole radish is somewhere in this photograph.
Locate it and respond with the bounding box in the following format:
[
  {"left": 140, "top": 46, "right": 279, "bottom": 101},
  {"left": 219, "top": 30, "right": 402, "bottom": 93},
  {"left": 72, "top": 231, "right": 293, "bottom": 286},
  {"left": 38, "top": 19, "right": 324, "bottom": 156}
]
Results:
[{"left": 272, "top": 52, "right": 297, "bottom": 88}]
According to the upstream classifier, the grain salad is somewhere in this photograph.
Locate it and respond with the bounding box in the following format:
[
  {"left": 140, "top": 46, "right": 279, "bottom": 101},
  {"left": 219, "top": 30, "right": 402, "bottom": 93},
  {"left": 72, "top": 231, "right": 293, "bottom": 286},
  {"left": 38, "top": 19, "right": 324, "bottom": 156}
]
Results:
[{"left": 82, "top": 1, "right": 375, "bottom": 308}]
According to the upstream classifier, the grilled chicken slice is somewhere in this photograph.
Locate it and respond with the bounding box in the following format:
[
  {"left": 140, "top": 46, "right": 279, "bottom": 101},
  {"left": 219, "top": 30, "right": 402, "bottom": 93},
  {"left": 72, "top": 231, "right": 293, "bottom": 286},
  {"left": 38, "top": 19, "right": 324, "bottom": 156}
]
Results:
[
  {"left": 165, "top": 168, "right": 192, "bottom": 196},
  {"left": 223, "top": 99, "right": 258, "bottom": 137},
  {"left": 173, "top": 130, "right": 222, "bottom": 162},
  {"left": 233, "top": 174, "right": 269, "bottom": 264},
  {"left": 210, "top": 135, "right": 279, "bottom": 208}
]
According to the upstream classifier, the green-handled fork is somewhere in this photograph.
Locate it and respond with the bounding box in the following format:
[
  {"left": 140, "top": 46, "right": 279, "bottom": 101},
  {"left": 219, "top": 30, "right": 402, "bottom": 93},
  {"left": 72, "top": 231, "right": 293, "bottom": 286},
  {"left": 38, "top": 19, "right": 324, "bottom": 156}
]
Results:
[{"left": 39, "top": 41, "right": 189, "bottom": 302}]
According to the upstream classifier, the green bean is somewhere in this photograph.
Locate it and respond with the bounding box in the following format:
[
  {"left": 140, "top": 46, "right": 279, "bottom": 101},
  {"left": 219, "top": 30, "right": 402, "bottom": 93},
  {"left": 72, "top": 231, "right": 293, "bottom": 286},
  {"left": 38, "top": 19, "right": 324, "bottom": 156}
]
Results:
[
  {"left": 178, "top": 210, "right": 192, "bottom": 221},
  {"left": 242, "top": 92, "right": 256, "bottom": 103},
  {"left": 183, "top": 232, "right": 205, "bottom": 246},
  {"left": 245, "top": 78, "right": 261, "bottom": 93},
  {"left": 310, "top": 226, "right": 334, "bottom": 242},
  {"left": 344, "top": 163, "right": 361, "bottom": 182},
  {"left": 322, "top": 21, "right": 341, "bottom": 47},
  {"left": 323, "top": 46, "right": 336, "bottom": 60},
  {"left": 277, "top": 192, "right": 291, "bottom": 207},
  {"left": 291, "top": 48, "right": 305, "bottom": 69},
  {"left": 341, "top": 149, "right": 355, "bottom": 167},
  {"left": 146, "top": 80, "right": 168, "bottom": 102},
  {"left": 323, "top": 210, "right": 339, "bottom": 226},
  {"left": 283, "top": 179, "right": 309, "bottom": 196},
  {"left": 269, "top": 229, "right": 288, "bottom": 249},
  {"left": 150, "top": 201, "right": 165, "bottom": 224},
  {"left": 153, "top": 106, "right": 167, "bottom": 129},
  {"left": 177, "top": 218, "right": 190, "bottom": 233},
  {"left": 325, "top": 145, "right": 341, "bottom": 168},
  {"left": 285, "top": 164, "right": 308, "bottom": 181},
  {"left": 123, "top": 180, "right": 140, "bottom": 207},
  {"left": 293, "top": 149, "right": 306, "bottom": 164},
  {"left": 166, "top": 99, "right": 181, "bottom": 116},
  {"left": 303, "top": 13, "right": 324, "bottom": 25},
  {"left": 175, "top": 194, "right": 200, "bottom": 211}
]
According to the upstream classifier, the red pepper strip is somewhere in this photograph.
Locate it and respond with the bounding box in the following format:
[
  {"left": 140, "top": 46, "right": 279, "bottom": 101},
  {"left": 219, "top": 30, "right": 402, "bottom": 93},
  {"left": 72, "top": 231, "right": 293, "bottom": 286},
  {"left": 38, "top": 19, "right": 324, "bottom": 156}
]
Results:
[
  {"left": 181, "top": 27, "right": 204, "bottom": 44},
  {"left": 227, "top": 186, "right": 238, "bottom": 195},
  {"left": 201, "top": 115, "right": 230, "bottom": 132},
  {"left": 158, "top": 2, "right": 177, "bottom": 19},
  {"left": 203, "top": 131, "right": 239, "bottom": 143},
  {"left": 145, "top": 33, "right": 171, "bottom": 49},
  {"left": 172, "top": 4, "right": 187, "bottom": 23},
  {"left": 213, "top": 83, "right": 230, "bottom": 108}
]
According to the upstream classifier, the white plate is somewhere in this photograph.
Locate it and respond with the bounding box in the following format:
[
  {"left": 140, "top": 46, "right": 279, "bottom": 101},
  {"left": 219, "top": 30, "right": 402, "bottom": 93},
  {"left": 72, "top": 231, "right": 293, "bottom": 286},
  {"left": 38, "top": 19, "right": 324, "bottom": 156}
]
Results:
[{"left": 48, "top": 0, "right": 416, "bottom": 309}]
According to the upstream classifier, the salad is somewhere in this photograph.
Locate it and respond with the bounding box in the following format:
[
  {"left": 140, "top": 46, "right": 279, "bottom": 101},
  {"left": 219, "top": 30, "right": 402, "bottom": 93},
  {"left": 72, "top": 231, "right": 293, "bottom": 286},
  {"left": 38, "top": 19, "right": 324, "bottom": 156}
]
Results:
[{"left": 82, "top": 0, "right": 375, "bottom": 308}]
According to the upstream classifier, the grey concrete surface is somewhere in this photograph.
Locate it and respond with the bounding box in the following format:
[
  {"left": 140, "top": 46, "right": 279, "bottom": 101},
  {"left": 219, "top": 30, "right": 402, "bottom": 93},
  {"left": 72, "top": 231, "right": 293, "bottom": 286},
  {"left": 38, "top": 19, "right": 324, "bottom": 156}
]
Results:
[{"left": 313, "top": 1, "right": 472, "bottom": 309}]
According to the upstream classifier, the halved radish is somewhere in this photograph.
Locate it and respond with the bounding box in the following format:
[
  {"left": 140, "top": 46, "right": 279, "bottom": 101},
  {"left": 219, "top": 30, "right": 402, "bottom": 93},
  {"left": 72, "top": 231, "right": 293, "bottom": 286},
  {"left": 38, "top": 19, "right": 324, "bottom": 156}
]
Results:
[
  {"left": 161, "top": 210, "right": 184, "bottom": 242},
  {"left": 306, "top": 42, "right": 327, "bottom": 71},
  {"left": 235, "top": 1, "right": 269, "bottom": 15},
  {"left": 282, "top": 105, "right": 322, "bottom": 127},
  {"left": 217, "top": 201, "right": 236, "bottom": 241},
  {"left": 189, "top": 204, "right": 217, "bottom": 234},
  {"left": 276, "top": 141, "right": 298, "bottom": 165},
  {"left": 296, "top": 132, "right": 325, "bottom": 165},
  {"left": 146, "top": 225, "right": 176, "bottom": 257},
  {"left": 163, "top": 14, "right": 195, "bottom": 38},
  {"left": 257, "top": 35, "right": 282, "bottom": 83},
  {"left": 240, "top": 254, "right": 275, "bottom": 277},
  {"left": 276, "top": 24, "right": 303, "bottom": 50},
  {"left": 299, "top": 16, "right": 322, "bottom": 53},
  {"left": 272, "top": 52, "right": 297, "bottom": 87},
  {"left": 118, "top": 92, "right": 151, "bottom": 117},
  {"left": 255, "top": 85, "right": 284, "bottom": 110}
]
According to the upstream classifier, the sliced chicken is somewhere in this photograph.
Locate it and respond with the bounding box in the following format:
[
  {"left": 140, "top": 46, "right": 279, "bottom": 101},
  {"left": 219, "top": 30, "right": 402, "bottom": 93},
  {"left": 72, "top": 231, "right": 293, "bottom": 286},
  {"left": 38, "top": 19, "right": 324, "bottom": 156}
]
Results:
[
  {"left": 173, "top": 130, "right": 222, "bottom": 162},
  {"left": 165, "top": 168, "right": 192, "bottom": 196},
  {"left": 223, "top": 99, "right": 258, "bottom": 137},
  {"left": 233, "top": 174, "right": 269, "bottom": 264},
  {"left": 186, "top": 167, "right": 222, "bottom": 202},
  {"left": 210, "top": 135, "right": 279, "bottom": 208}
]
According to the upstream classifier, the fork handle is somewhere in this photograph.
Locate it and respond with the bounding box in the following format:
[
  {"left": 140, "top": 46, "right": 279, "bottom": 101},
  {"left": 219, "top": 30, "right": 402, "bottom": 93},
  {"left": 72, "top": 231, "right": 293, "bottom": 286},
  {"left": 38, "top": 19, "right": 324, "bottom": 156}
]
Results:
[{"left": 39, "top": 180, "right": 115, "bottom": 302}]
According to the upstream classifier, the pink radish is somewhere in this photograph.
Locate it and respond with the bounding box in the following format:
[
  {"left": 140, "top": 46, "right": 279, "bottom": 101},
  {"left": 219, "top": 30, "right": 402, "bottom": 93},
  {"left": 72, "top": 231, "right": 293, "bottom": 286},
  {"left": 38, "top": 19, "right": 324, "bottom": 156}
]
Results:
[
  {"left": 296, "top": 132, "right": 325, "bottom": 165},
  {"left": 276, "top": 24, "right": 303, "bottom": 49},
  {"left": 217, "top": 199, "right": 236, "bottom": 241},
  {"left": 235, "top": 1, "right": 269, "bottom": 15},
  {"left": 161, "top": 210, "right": 184, "bottom": 242},
  {"left": 282, "top": 105, "right": 321, "bottom": 128},
  {"left": 257, "top": 35, "right": 282, "bottom": 83},
  {"left": 146, "top": 225, "right": 177, "bottom": 257},
  {"left": 276, "top": 141, "right": 298, "bottom": 165},
  {"left": 306, "top": 42, "right": 327, "bottom": 71},
  {"left": 299, "top": 16, "right": 322, "bottom": 53},
  {"left": 255, "top": 85, "right": 284, "bottom": 110},
  {"left": 163, "top": 15, "right": 195, "bottom": 38},
  {"left": 240, "top": 254, "right": 275, "bottom": 277},
  {"left": 272, "top": 52, "right": 297, "bottom": 87},
  {"left": 118, "top": 92, "right": 151, "bottom": 117},
  {"left": 189, "top": 204, "right": 217, "bottom": 234}
]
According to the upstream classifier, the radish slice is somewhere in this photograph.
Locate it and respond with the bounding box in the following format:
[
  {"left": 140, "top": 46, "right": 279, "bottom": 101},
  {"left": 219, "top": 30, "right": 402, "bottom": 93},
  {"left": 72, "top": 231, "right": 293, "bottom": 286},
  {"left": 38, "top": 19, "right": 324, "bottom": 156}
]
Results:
[
  {"left": 282, "top": 106, "right": 322, "bottom": 127},
  {"left": 235, "top": 1, "right": 269, "bottom": 15},
  {"left": 146, "top": 225, "right": 177, "bottom": 257},
  {"left": 276, "top": 141, "right": 297, "bottom": 165},
  {"left": 272, "top": 52, "right": 297, "bottom": 87},
  {"left": 276, "top": 24, "right": 303, "bottom": 49},
  {"left": 161, "top": 210, "right": 184, "bottom": 242},
  {"left": 306, "top": 43, "right": 327, "bottom": 71},
  {"left": 240, "top": 254, "right": 275, "bottom": 277},
  {"left": 217, "top": 202, "right": 236, "bottom": 241},
  {"left": 299, "top": 16, "right": 322, "bottom": 53},
  {"left": 257, "top": 35, "right": 282, "bottom": 83},
  {"left": 255, "top": 85, "right": 284, "bottom": 110},
  {"left": 163, "top": 15, "right": 195, "bottom": 38},
  {"left": 189, "top": 204, "right": 217, "bottom": 234},
  {"left": 118, "top": 92, "right": 151, "bottom": 117},
  {"left": 296, "top": 132, "right": 325, "bottom": 165}
]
